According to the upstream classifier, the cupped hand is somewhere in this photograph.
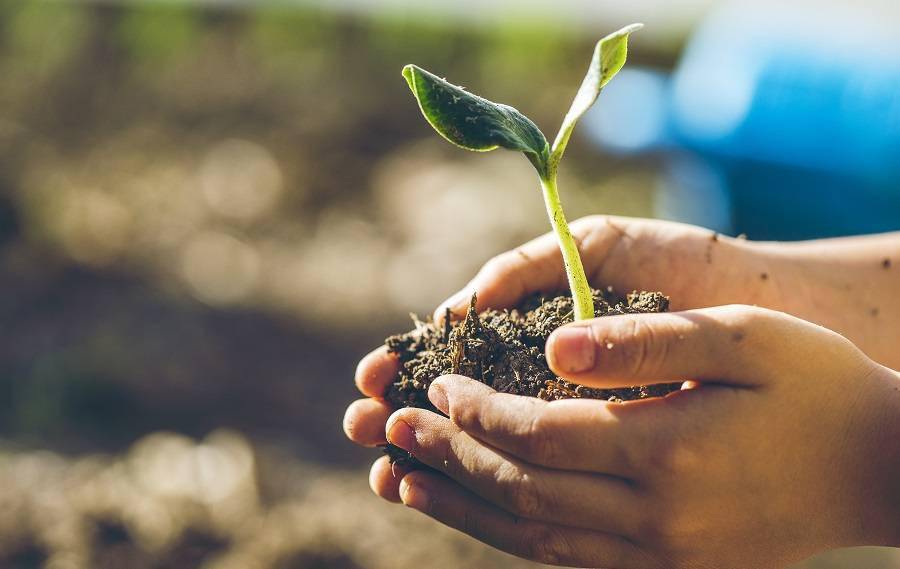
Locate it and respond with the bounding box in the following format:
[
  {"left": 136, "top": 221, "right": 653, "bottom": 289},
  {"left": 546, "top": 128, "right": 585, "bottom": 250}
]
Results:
[
  {"left": 372, "top": 306, "right": 900, "bottom": 568},
  {"left": 343, "top": 215, "right": 900, "bottom": 566},
  {"left": 345, "top": 215, "right": 783, "bottom": 496},
  {"left": 424, "top": 214, "right": 897, "bottom": 369},
  {"left": 429, "top": 215, "right": 780, "bottom": 321}
]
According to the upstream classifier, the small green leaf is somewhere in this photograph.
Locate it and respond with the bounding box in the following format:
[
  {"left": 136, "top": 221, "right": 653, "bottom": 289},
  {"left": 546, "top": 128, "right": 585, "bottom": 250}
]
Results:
[
  {"left": 402, "top": 64, "right": 550, "bottom": 174},
  {"left": 550, "top": 23, "right": 642, "bottom": 170},
  {"left": 574, "top": 23, "right": 643, "bottom": 116}
]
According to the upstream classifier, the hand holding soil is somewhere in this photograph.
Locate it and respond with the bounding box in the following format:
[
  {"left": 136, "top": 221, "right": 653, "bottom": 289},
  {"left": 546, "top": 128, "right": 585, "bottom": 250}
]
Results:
[
  {"left": 431, "top": 215, "right": 900, "bottom": 370},
  {"left": 379, "top": 306, "right": 899, "bottom": 568},
  {"left": 344, "top": 217, "right": 900, "bottom": 568}
]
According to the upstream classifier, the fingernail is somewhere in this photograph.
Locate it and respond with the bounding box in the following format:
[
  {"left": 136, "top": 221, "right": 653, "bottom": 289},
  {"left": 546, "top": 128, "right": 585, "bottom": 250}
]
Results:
[
  {"left": 400, "top": 477, "right": 431, "bottom": 511},
  {"left": 428, "top": 382, "right": 449, "bottom": 414},
  {"left": 548, "top": 327, "right": 596, "bottom": 373},
  {"left": 387, "top": 418, "right": 416, "bottom": 452},
  {"left": 390, "top": 461, "right": 412, "bottom": 479}
]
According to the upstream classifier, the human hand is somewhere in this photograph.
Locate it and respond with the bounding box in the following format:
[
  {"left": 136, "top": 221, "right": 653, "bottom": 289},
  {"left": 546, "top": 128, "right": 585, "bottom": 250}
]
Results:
[
  {"left": 343, "top": 215, "right": 900, "bottom": 566},
  {"left": 344, "top": 214, "right": 890, "bottom": 461},
  {"left": 428, "top": 215, "right": 898, "bottom": 368},
  {"left": 374, "top": 306, "right": 900, "bottom": 568},
  {"left": 430, "top": 215, "right": 778, "bottom": 321},
  {"left": 342, "top": 215, "right": 772, "bottom": 477}
]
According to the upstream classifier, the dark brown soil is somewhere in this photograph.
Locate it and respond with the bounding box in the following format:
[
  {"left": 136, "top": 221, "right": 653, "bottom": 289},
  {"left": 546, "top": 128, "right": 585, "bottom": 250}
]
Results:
[{"left": 382, "top": 288, "right": 680, "bottom": 464}]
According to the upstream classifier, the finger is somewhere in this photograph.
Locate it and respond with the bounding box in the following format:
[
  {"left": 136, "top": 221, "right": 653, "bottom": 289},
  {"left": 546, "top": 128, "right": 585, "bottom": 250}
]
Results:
[
  {"left": 385, "top": 407, "right": 641, "bottom": 535},
  {"left": 432, "top": 233, "right": 564, "bottom": 323},
  {"left": 545, "top": 305, "right": 776, "bottom": 388},
  {"left": 355, "top": 346, "right": 401, "bottom": 397},
  {"left": 344, "top": 398, "right": 394, "bottom": 446},
  {"left": 399, "top": 470, "right": 654, "bottom": 569},
  {"left": 429, "top": 375, "right": 663, "bottom": 476},
  {"left": 433, "top": 216, "right": 622, "bottom": 322},
  {"left": 368, "top": 455, "right": 415, "bottom": 503}
]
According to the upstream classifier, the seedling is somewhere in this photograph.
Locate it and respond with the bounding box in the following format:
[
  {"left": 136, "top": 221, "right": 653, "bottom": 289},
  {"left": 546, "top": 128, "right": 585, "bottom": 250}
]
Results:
[{"left": 402, "top": 24, "right": 642, "bottom": 321}]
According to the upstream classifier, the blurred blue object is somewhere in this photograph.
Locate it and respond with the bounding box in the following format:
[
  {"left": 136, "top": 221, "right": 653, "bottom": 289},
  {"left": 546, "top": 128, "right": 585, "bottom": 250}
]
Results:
[{"left": 584, "top": 1, "right": 900, "bottom": 239}]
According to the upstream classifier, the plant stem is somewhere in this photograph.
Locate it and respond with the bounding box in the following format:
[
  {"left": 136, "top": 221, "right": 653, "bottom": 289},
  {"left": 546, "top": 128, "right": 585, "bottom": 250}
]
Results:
[{"left": 539, "top": 175, "right": 595, "bottom": 321}]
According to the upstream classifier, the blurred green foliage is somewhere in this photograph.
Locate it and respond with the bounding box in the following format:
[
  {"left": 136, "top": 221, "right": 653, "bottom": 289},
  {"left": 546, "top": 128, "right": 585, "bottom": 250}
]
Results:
[
  {"left": 116, "top": 3, "right": 199, "bottom": 65},
  {"left": 1, "top": 1, "right": 89, "bottom": 90}
]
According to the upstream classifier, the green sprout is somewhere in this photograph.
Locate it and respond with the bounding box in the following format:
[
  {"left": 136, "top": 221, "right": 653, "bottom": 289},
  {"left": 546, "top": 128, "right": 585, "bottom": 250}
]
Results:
[{"left": 402, "top": 24, "right": 642, "bottom": 321}]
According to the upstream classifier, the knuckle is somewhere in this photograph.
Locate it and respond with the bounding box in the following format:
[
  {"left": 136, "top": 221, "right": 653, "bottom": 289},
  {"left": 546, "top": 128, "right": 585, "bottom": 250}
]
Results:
[
  {"left": 482, "top": 251, "right": 519, "bottom": 278},
  {"left": 648, "top": 440, "right": 679, "bottom": 474},
  {"left": 637, "top": 513, "right": 676, "bottom": 551},
  {"left": 720, "top": 303, "right": 769, "bottom": 328},
  {"left": 613, "top": 317, "right": 661, "bottom": 377},
  {"left": 452, "top": 400, "right": 484, "bottom": 434},
  {"left": 520, "top": 413, "right": 559, "bottom": 464},
  {"left": 716, "top": 304, "right": 778, "bottom": 352},
  {"left": 636, "top": 515, "right": 666, "bottom": 549},
  {"left": 647, "top": 432, "right": 699, "bottom": 476},
  {"left": 572, "top": 214, "right": 605, "bottom": 232},
  {"left": 616, "top": 436, "right": 645, "bottom": 474},
  {"left": 459, "top": 392, "right": 514, "bottom": 438},
  {"left": 498, "top": 465, "right": 543, "bottom": 519},
  {"left": 440, "top": 432, "right": 469, "bottom": 478},
  {"left": 638, "top": 509, "right": 700, "bottom": 562},
  {"left": 518, "top": 524, "right": 572, "bottom": 565},
  {"left": 634, "top": 494, "right": 691, "bottom": 552}
]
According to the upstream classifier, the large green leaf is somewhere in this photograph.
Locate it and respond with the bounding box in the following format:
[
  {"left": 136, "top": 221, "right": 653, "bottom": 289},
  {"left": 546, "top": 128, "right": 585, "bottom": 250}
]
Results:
[{"left": 402, "top": 64, "right": 550, "bottom": 174}]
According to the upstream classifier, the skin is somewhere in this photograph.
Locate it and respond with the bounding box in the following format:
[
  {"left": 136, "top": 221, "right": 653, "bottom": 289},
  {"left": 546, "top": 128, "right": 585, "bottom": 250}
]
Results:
[{"left": 344, "top": 216, "right": 900, "bottom": 568}]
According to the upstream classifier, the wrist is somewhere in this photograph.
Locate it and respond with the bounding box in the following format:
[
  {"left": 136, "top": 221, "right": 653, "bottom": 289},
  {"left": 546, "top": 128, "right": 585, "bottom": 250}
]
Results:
[
  {"left": 742, "top": 237, "right": 900, "bottom": 369},
  {"left": 853, "top": 366, "right": 900, "bottom": 547},
  {"left": 880, "top": 369, "right": 900, "bottom": 546},
  {"left": 743, "top": 240, "right": 862, "bottom": 335},
  {"left": 722, "top": 237, "right": 799, "bottom": 312}
]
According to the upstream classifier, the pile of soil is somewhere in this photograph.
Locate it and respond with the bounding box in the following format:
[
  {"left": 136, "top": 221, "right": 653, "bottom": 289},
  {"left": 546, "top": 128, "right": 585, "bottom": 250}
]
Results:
[{"left": 383, "top": 288, "right": 680, "bottom": 463}]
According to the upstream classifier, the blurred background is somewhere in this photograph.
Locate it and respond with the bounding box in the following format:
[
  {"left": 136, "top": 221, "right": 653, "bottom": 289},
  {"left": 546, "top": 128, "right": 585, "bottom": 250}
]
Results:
[{"left": 0, "top": 0, "right": 898, "bottom": 567}]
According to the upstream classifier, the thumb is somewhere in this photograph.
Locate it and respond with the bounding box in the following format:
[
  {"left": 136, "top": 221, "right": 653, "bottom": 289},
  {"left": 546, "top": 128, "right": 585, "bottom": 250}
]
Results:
[
  {"left": 544, "top": 305, "right": 777, "bottom": 388},
  {"left": 431, "top": 240, "right": 566, "bottom": 324}
]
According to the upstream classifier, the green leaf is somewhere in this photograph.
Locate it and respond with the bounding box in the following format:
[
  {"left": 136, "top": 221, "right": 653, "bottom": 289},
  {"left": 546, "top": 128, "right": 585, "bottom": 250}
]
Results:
[
  {"left": 549, "top": 23, "right": 642, "bottom": 170},
  {"left": 402, "top": 64, "right": 550, "bottom": 174},
  {"left": 573, "top": 23, "right": 643, "bottom": 117}
]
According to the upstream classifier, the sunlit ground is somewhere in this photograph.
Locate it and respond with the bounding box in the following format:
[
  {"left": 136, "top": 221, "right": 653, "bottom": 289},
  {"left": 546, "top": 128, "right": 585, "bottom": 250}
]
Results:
[{"left": 0, "top": 432, "right": 543, "bottom": 568}]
